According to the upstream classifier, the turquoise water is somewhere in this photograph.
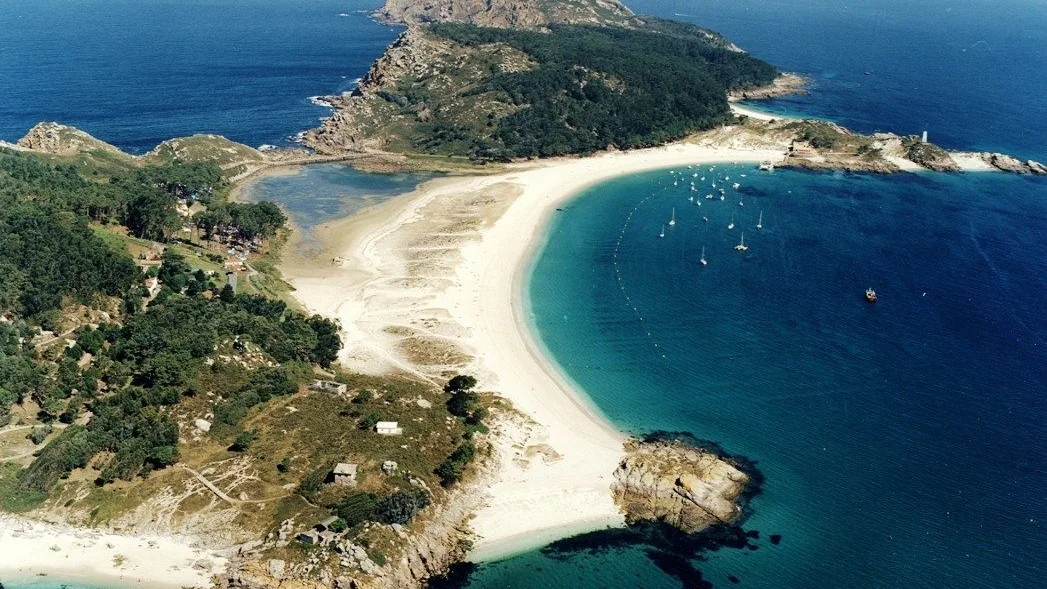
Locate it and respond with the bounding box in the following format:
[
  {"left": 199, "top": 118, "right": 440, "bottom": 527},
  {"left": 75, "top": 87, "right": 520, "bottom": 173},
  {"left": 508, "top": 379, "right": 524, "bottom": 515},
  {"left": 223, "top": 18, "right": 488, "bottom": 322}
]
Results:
[{"left": 453, "top": 166, "right": 1046, "bottom": 588}]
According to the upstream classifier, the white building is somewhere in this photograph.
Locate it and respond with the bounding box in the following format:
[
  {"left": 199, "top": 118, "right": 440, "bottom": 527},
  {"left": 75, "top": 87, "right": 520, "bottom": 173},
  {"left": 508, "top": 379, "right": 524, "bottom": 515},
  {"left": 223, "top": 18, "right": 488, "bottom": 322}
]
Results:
[
  {"left": 331, "top": 463, "right": 358, "bottom": 486},
  {"left": 375, "top": 421, "right": 403, "bottom": 436}
]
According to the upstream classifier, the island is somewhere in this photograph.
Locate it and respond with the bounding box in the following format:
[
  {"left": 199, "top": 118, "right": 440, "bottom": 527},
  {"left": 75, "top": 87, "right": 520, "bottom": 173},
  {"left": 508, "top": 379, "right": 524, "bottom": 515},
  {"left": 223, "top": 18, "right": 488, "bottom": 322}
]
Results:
[{"left": 1, "top": 2, "right": 1045, "bottom": 589}]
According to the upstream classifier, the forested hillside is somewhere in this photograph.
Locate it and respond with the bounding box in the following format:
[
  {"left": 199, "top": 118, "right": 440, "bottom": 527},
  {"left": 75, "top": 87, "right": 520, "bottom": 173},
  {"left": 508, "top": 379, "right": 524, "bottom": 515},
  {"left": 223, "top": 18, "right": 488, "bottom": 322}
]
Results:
[
  {"left": 305, "top": 20, "right": 778, "bottom": 160},
  {"left": 432, "top": 22, "right": 777, "bottom": 158},
  {"left": 0, "top": 148, "right": 338, "bottom": 507},
  {"left": 0, "top": 147, "right": 490, "bottom": 577}
]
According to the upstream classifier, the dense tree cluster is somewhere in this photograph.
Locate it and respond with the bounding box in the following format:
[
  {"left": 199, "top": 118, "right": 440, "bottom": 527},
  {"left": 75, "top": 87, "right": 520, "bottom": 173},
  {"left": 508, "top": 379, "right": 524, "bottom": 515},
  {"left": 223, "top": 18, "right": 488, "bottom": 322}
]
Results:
[
  {"left": 0, "top": 203, "right": 137, "bottom": 320},
  {"left": 193, "top": 201, "right": 286, "bottom": 242},
  {"left": 17, "top": 293, "right": 341, "bottom": 494},
  {"left": 328, "top": 488, "right": 432, "bottom": 528},
  {"left": 0, "top": 150, "right": 223, "bottom": 239},
  {"left": 0, "top": 148, "right": 345, "bottom": 505},
  {"left": 436, "top": 374, "right": 484, "bottom": 486},
  {"left": 417, "top": 22, "right": 778, "bottom": 160}
]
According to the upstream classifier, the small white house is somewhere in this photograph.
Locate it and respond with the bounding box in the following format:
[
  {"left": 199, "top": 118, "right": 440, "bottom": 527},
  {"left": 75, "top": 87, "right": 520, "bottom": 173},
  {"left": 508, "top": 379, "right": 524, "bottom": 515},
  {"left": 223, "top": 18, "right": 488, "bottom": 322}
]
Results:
[
  {"left": 375, "top": 421, "right": 403, "bottom": 436},
  {"left": 310, "top": 379, "right": 348, "bottom": 395},
  {"left": 331, "top": 463, "right": 358, "bottom": 486}
]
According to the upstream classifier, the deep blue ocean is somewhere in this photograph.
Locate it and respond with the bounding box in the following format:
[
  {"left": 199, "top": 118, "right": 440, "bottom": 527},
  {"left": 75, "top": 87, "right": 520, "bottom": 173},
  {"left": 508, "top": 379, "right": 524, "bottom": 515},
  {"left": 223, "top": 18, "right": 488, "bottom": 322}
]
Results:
[
  {"left": 2, "top": 1, "right": 1045, "bottom": 589},
  {"left": 0, "top": 0, "right": 400, "bottom": 153}
]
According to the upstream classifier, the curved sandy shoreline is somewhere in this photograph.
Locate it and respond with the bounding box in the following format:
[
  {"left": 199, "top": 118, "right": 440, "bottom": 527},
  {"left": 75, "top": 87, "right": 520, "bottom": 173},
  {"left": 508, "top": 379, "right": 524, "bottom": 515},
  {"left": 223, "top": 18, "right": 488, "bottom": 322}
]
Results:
[{"left": 277, "top": 142, "right": 787, "bottom": 562}]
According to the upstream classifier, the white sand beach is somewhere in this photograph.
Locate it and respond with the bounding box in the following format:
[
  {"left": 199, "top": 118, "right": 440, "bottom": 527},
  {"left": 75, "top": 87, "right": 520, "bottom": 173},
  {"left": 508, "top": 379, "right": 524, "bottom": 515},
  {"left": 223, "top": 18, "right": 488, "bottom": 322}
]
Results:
[
  {"left": 729, "top": 102, "right": 792, "bottom": 122},
  {"left": 0, "top": 514, "right": 226, "bottom": 589},
  {"left": 281, "top": 142, "right": 787, "bottom": 561}
]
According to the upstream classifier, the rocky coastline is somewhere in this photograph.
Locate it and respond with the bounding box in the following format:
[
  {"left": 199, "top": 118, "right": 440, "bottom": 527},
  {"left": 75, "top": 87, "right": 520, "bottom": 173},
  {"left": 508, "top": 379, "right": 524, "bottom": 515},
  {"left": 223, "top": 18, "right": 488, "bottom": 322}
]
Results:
[
  {"left": 612, "top": 440, "right": 750, "bottom": 533},
  {"left": 729, "top": 72, "right": 809, "bottom": 101},
  {"left": 219, "top": 473, "right": 487, "bottom": 589}
]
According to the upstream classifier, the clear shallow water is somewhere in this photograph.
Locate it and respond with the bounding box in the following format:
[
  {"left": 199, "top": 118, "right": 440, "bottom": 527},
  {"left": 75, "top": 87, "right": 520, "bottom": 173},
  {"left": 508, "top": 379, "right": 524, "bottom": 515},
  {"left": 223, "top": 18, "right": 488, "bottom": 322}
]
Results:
[
  {"left": 461, "top": 166, "right": 1047, "bottom": 589},
  {"left": 0, "top": 0, "right": 399, "bottom": 153},
  {"left": 239, "top": 163, "right": 432, "bottom": 253}
]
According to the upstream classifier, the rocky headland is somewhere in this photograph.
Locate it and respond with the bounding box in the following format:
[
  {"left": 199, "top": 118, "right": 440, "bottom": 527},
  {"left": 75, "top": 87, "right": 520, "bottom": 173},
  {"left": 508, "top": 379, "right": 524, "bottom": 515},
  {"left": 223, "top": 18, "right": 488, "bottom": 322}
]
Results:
[
  {"left": 612, "top": 440, "right": 750, "bottom": 533},
  {"left": 729, "top": 72, "right": 808, "bottom": 100}
]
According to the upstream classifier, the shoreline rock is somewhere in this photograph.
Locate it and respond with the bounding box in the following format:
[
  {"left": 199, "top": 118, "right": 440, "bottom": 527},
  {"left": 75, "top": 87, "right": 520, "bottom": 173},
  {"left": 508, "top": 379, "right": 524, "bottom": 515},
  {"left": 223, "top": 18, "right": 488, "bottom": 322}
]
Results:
[
  {"left": 612, "top": 440, "right": 749, "bottom": 533},
  {"left": 729, "top": 72, "right": 809, "bottom": 101}
]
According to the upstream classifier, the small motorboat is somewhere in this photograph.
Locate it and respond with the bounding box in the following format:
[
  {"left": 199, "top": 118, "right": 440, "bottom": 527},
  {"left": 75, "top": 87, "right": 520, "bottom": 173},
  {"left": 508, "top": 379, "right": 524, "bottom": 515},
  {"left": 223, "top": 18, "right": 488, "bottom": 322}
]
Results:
[{"left": 865, "top": 288, "right": 877, "bottom": 303}]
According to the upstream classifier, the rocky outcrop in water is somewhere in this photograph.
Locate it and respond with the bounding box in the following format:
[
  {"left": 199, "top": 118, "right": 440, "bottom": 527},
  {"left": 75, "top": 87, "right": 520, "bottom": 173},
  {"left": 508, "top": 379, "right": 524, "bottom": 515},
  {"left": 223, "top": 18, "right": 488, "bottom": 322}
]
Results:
[
  {"left": 981, "top": 152, "right": 1047, "bottom": 175},
  {"left": 376, "top": 0, "right": 636, "bottom": 28},
  {"left": 1027, "top": 160, "right": 1047, "bottom": 175},
  {"left": 729, "top": 72, "right": 808, "bottom": 100},
  {"left": 612, "top": 440, "right": 749, "bottom": 533}
]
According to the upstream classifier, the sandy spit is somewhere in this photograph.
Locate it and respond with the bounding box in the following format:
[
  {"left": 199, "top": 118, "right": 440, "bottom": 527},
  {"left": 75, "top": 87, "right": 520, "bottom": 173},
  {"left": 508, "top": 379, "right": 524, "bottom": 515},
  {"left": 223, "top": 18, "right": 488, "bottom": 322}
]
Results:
[{"left": 280, "top": 142, "right": 787, "bottom": 561}]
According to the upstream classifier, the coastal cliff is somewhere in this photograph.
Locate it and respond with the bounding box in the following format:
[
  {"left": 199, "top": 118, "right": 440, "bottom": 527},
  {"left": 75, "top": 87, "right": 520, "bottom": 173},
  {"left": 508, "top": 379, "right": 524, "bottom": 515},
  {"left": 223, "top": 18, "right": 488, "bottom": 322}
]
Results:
[{"left": 612, "top": 441, "right": 749, "bottom": 532}]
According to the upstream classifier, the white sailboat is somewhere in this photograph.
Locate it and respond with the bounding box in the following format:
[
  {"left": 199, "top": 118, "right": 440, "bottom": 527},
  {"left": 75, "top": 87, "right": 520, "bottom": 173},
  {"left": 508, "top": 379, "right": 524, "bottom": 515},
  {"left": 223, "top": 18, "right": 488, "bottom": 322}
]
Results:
[
  {"left": 700, "top": 246, "right": 708, "bottom": 266},
  {"left": 659, "top": 224, "right": 665, "bottom": 238},
  {"left": 728, "top": 214, "right": 735, "bottom": 230},
  {"left": 735, "top": 233, "right": 748, "bottom": 252},
  {"left": 756, "top": 210, "right": 763, "bottom": 230},
  {"left": 669, "top": 208, "right": 676, "bottom": 227}
]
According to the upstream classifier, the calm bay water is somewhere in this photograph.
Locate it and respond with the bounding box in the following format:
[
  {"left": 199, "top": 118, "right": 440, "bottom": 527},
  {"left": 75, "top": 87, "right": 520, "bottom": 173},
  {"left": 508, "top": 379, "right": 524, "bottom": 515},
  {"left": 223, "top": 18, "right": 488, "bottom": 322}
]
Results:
[
  {"left": 462, "top": 165, "right": 1046, "bottom": 589},
  {"left": 239, "top": 163, "right": 432, "bottom": 254},
  {"left": 2, "top": 1, "right": 1045, "bottom": 589}
]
